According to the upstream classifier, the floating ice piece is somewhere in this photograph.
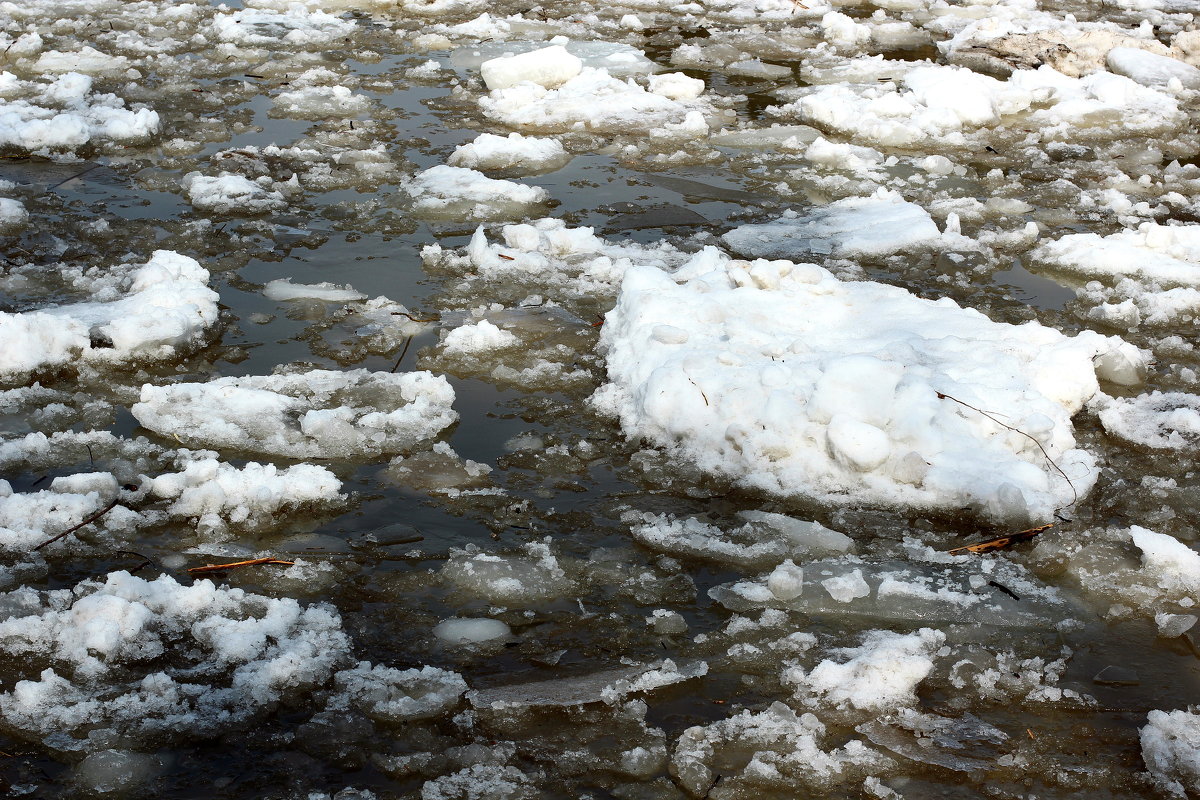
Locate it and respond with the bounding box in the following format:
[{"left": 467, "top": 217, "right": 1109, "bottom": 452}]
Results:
[
  {"left": 1033, "top": 222, "right": 1200, "bottom": 288},
  {"left": 1129, "top": 526, "right": 1200, "bottom": 597},
  {"left": 467, "top": 659, "right": 706, "bottom": 709},
  {"left": 441, "top": 319, "right": 520, "bottom": 354},
  {"left": 0, "top": 72, "right": 159, "bottom": 152},
  {"left": 709, "top": 124, "right": 822, "bottom": 150},
  {"left": 448, "top": 132, "right": 570, "bottom": 174},
  {"left": 594, "top": 247, "right": 1144, "bottom": 522},
  {"left": 480, "top": 45, "right": 582, "bottom": 90},
  {"left": 858, "top": 710, "right": 1007, "bottom": 772},
  {"left": 441, "top": 540, "right": 572, "bottom": 606},
  {"left": 1095, "top": 392, "right": 1200, "bottom": 450},
  {"left": 433, "top": 617, "right": 511, "bottom": 644},
  {"left": 1108, "top": 47, "right": 1200, "bottom": 90},
  {"left": 183, "top": 173, "right": 287, "bottom": 214},
  {"left": 710, "top": 558, "right": 1075, "bottom": 630},
  {"left": 0, "top": 198, "right": 28, "bottom": 230},
  {"left": 453, "top": 40, "right": 659, "bottom": 78},
  {"left": 263, "top": 278, "right": 366, "bottom": 302},
  {"left": 0, "top": 571, "right": 350, "bottom": 751},
  {"left": 0, "top": 478, "right": 140, "bottom": 556},
  {"left": 148, "top": 458, "right": 344, "bottom": 533},
  {"left": 405, "top": 165, "right": 549, "bottom": 222},
  {"left": 722, "top": 190, "right": 941, "bottom": 259},
  {"left": 132, "top": 369, "right": 456, "bottom": 460},
  {"left": 479, "top": 67, "right": 710, "bottom": 134},
  {"left": 788, "top": 628, "right": 945, "bottom": 712},
  {"left": 0, "top": 250, "right": 218, "bottom": 380},
  {"left": 628, "top": 511, "right": 852, "bottom": 570},
  {"left": 327, "top": 662, "right": 467, "bottom": 722},
  {"left": 211, "top": 7, "right": 357, "bottom": 48},
  {"left": 33, "top": 47, "right": 130, "bottom": 77},
  {"left": 1142, "top": 708, "right": 1200, "bottom": 798},
  {"left": 671, "top": 702, "right": 888, "bottom": 797}
]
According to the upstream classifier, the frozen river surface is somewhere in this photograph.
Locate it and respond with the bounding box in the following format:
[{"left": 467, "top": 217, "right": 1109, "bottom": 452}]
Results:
[{"left": 2, "top": 0, "right": 1200, "bottom": 797}]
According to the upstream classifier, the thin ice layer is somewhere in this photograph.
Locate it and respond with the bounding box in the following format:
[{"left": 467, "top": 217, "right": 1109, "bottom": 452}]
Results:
[
  {"left": 593, "top": 248, "right": 1145, "bottom": 522},
  {"left": 132, "top": 369, "right": 457, "bottom": 459},
  {"left": 0, "top": 250, "right": 219, "bottom": 380}
]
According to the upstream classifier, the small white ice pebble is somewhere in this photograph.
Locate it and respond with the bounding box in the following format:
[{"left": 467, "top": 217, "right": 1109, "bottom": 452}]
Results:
[
  {"left": 620, "top": 14, "right": 645, "bottom": 30},
  {"left": 1155, "top": 612, "right": 1198, "bottom": 638},
  {"left": 821, "top": 569, "right": 870, "bottom": 603},
  {"left": 767, "top": 559, "right": 804, "bottom": 600}
]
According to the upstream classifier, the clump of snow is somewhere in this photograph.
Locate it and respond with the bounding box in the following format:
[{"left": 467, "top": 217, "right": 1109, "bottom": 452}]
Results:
[
  {"left": 0, "top": 198, "right": 28, "bottom": 230},
  {"left": 1142, "top": 708, "right": 1200, "bottom": 798},
  {"left": 405, "top": 166, "right": 549, "bottom": 222},
  {"left": 327, "top": 662, "right": 467, "bottom": 723},
  {"left": 0, "top": 571, "right": 350, "bottom": 751},
  {"left": 0, "top": 250, "right": 218, "bottom": 380},
  {"left": 132, "top": 369, "right": 457, "bottom": 460},
  {"left": 786, "top": 628, "right": 944, "bottom": 712},
  {"left": 722, "top": 190, "right": 943, "bottom": 260},
  {"left": 1095, "top": 392, "right": 1200, "bottom": 450},
  {"left": 441, "top": 320, "right": 520, "bottom": 355},
  {"left": 148, "top": 458, "right": 344, "bottom": 536},
  {"left": 447, "top": 132, "right": 570, "bottom": 174},
  {"left": 593, "top": 247, "right": 1145, "bottom": 523},
  {"left": 183, "top": 173, "right": 287, "bottom": 215},
  {"left": 0, "top": 72, "right": 159, "bottom": 153}
]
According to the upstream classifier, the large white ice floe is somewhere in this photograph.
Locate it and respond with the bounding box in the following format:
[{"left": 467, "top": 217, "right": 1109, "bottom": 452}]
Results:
[
  {"left": 722, "top": 190, "right": 943, "bottom": 259},
  {"left": 478, "top": 66, "right": 714, "bottom": 134},
  {"left": 1143, "top": 708, "right": 1200, "bottom": 797},
  {"left": 0, "top": 571, "right": 351, "bottom": 751},
  {"left": 210, "top": 7, "right": 357, "bottom": 48},
  {"left": 0, "top": 72, "right": 158, "bottom": 153},
  {"left": 0, "top": 250, "right": 219, "bottom": 380},
  {"left": 1034, "top": 222, "right": 1200, "bottom": 288},
  {"left": 404, "top": 165, "right": 550, "bottom": 222},
  {"left": 592, "top": 248, "right": 1147, "bottom": 523},
  {"left": 131, "top": 369, "right": 457, "bottom": 459},
  {"left": 782, "top": 62, "right": 1184, "bottom": 149}
]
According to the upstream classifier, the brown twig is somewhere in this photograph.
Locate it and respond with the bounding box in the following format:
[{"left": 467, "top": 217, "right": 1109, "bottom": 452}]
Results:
[
  {"left": 390, "top": 311, "right": 440, "bottom": 323},
  {"left": 935, "top": 391, "right": 1077, "bottom": 507},
  {"left": 390, "top": 335, "right": 413, "bottom": 373},
  {"left": 947, "top": 523, "right": 1054, "bottom": 556},
  {"left": 187, "top": 557, "right": 294, "bottom": 575},
  {"left": 33, "top": 498, "right": 121, "bottom": 551}
]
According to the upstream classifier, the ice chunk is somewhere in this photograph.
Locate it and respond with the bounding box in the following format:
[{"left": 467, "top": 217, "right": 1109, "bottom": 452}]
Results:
[
  {"left": 1095, "top": 392, "right": 1200, "bottom": 450},
  {"left": 858, "top": 710, "right": 1007, "bottom": 772},
  {"left": 822, "top": 569, "right": 870, "bottom": 603},
  {"left": 405, "top": 166, "right": 549, "bottom": 222},
  {"left": 1108, "top": 48, "right": 1200, "bottom": 90},
  {"left": 788, "top": 628, "right": 944, "bottom": 712},
  {"left": 327, "top": 662, "right": 467, "bottom": 722},
  {"left": 0, "top": 72, "right": 159, "bottom": 153},
  {"left": 132, "top": 369, "right": 457, "bottom": 460},
  {"left": 594, "top": 247, "right": 1141, "bottom": 522},
  {"left": 722, "top": 190, "right": 942, "bottom": 259},
  {"left": 467, "top": 659, "right": 706, "bottom": 709},
  {"left": 433, "top": 618, "right": 511, "bottom": 644},
  {"left": 1130, "top": 526, "right": 1200, "bottom": 596},
  {"left": 1033, "top": 222, "right": 1200, "bottom": 289},
  {"left": 766, "top": 560, "right": 804, "bottom": 601},
  {"left": 447, "top": 132, "right": 570, "bottom": 174},
  {"left": 182, "top": 173, "right": 287, "bottom": 214},
  {"left": 441, "top": 540, "right": 572, "bottom": 606},
  {"left": 441, "top": 320, "right": 520, "bottom": 355},
  {"left": 480, "top": 45, "right": 582, "bottom": 90},
  {"left": 263, "top": 279, "right": 366, "bottom": 302},
  {"left": 0, "top": 251, "right": 218, "bottom": 380},
  {"left": 1142, "top": 708, "right": 1200, "bottom": 798}
]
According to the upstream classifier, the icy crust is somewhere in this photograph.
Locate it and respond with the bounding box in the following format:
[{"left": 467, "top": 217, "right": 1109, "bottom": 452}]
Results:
[
  {"left": 478, "top": 66, "right": 712, "bottom": 134},
  {"left": 0, "top": 250, "right": 219, "bottom": 381},
  {"left": 709, "top": 556, "right": 1076, "bottom": 630},
  {"left": 1142, "top": 708, "right": 1200, "bottom": 798},
  {"left": 671, "top": 702, "right": 891, "bottom": 797},
  {"left": 781, "top": 61, "right": 1184, "bottom": 149},
  {"left": 131, "top": 369, "right": 457, "bottom": 460},
  {"left": 447, "top": 132, "right": 570, "bottom": 174},
  {"left": 327, "top": 662, "right": 467, "bottom": 723},
  {"left": 593, "top": 248, "right": 1145, "bottom": 523},
  {"left": 1094, "top": 391, "right": 1200, "bottom": 450},
  {"left": 0, "top": 71, "right": 158, "bottom": 153},
  {"left": 148, "top": 458, "right": 345, "bottom": 535},
  {"left": 404, "top": 165, "right": 550, "bottom": 222},
  {"left": 0, "top": 571, "right": 351, "bottom": 751},
  {"left": 722, "top": 190, "right": 943, "bottom": 260}
]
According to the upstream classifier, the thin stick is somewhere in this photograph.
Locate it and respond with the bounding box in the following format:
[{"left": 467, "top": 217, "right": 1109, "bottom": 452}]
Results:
[
  {"left": 947, "top": 523, "right": 1054, "bottom": 556},
  {"left": 390, "top": 335, "right": 413, "bottom": 373},
  {"left": 187, "top": 557, "right": 294, "bottom": 575},
  {"left": 936, "top": 391, "right": 1077, "bottom": 506},
  {"left": 33, "top": 498, "right": 120, "bottom": 551},
  {"left": 390, "top": 311, "right": 439, "bottom": 323}
]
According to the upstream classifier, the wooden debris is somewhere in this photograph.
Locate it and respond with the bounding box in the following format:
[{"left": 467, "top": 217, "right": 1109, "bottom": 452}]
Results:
[
  {"left": 187, "top": 557, "right": 294, "bottom": 575},
  {"left": 33, "top": 497, "right": 122, "bottom": 551},
  {"left": 947, "top": 523, "right": 1054, "bottom": 556}
]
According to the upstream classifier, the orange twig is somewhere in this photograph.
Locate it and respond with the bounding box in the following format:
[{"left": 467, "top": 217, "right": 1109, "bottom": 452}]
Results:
[
  {"left": 188, "top": 557, "right": 294, "bottom": 574},
  {"left": 947, "top": 523, "right": 1054, "bottom": 556}
]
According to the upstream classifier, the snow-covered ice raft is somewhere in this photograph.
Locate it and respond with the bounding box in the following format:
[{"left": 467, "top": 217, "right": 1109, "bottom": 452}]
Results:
[
  {"left": 132, "top": 369, "right": 457, "bottom": 460},
  {"left": 592, "top": 249, "right": 1146, "bottom": 523}
]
